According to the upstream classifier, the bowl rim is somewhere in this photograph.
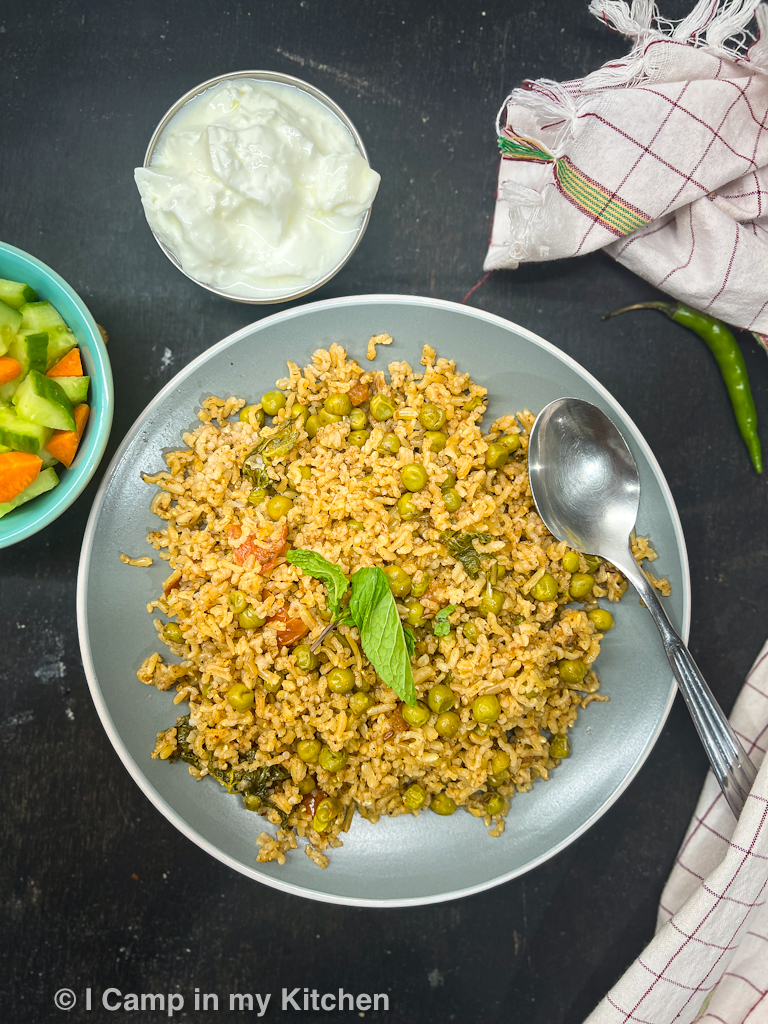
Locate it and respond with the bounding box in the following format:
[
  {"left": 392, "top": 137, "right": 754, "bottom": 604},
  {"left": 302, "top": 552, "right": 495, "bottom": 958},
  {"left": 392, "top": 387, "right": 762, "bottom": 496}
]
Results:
[
  {"left": 77, "top": 293, "right": 690, "bottom": 906},
  {"left": 140, "top": 69, "right": 375, "bottom": 305},
  {"left": 0, "top": 241, "right": 113, "bottom": 549}
]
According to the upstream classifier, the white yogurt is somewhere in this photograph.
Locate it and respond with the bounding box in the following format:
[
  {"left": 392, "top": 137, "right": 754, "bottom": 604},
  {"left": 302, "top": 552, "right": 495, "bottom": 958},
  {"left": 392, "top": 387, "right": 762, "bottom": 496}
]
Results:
[{"left": 135, "top": 79, "right": 380, "bottom": 299}]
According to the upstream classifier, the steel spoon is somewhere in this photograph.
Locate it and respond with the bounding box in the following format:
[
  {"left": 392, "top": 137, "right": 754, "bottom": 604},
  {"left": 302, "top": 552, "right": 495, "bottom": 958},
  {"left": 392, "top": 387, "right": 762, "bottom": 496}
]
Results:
[{"left": 528, "top": 397, "right": 756, "bottom": 817}]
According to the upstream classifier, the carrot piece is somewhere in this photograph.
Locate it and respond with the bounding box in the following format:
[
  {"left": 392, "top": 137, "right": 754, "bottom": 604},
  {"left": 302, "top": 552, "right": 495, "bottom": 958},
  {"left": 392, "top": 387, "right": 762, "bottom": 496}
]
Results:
[
  {"left": 44, "top": 403, "right": 89, "bottom": 468},
  {"left": 0, "top": 356, "right": 21, "bottom": 385},
  {"left": 0, "top": 452, "right": 42, "bottom": 503},
  {"left": 46, "top": 348, "right": 83, "bottom": 377}
]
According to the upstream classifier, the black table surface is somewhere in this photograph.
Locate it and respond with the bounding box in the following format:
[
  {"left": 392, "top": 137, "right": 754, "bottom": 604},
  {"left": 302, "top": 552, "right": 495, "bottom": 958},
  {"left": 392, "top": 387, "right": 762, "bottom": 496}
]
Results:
[{"left": 3, "top": 2, "right": 766, "bottom": 1022}]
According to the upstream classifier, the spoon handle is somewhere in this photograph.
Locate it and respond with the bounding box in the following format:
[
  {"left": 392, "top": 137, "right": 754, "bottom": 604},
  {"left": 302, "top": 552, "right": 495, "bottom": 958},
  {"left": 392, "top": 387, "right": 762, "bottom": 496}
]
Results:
[{"left": 618, "top": 555, "right": 756, "bottom": 817}]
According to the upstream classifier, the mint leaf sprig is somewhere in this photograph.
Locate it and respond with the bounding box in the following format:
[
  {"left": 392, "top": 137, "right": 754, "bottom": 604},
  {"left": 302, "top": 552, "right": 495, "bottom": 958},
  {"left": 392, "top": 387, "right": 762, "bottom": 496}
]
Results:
[{"left": 286, "top": 549, "right": 416, "bottom": 706}]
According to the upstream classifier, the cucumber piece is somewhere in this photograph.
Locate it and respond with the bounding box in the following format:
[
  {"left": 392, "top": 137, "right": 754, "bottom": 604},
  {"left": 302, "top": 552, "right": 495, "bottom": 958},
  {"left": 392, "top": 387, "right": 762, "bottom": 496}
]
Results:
[
  {"left": 39, "top": 447, "right": 59, "bottom": 469},
  {"left": 20, "top": 300, "right": 68, "bottom": 334},
  {"left": 0, "top": 279, "right": 38, "bottom": 309},
  {"left": 0, "top": 466, "right": 59, "bottom": 518},
  {"left": 0, "top": 380, "right": 20, "bottom": 403},
  {"left": 0, "top": 300, "right": 22, "bottom": 356},
  {"left": 54, "top": 376, "right": 90, "bottom": 404},
  {"left": 8, "top": 331, "right": 48, "bottom": 377},
  {"left": 13, "top": 370, "right": 75, "bottom": 431},
  {"left": 0, "top": 406, "right": 52, "bottom": 454},
  {"left": 45, "top": 329, "right": 77, "bottom": 370},
  {"left": 0, "top": 443, "right": 11, "bottom": 454}
]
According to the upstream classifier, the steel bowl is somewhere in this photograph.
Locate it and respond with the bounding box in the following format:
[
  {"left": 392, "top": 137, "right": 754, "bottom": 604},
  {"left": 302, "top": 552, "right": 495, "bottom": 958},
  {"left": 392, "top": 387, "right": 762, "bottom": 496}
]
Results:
[{"left": 141, "top": 70, "right": 375, "bottom": 304}]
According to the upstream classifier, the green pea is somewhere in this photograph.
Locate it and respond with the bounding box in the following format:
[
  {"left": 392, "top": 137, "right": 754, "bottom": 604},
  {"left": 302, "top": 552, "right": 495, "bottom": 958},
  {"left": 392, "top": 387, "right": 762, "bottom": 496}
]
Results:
[
  {"left": 397, "top": 492, "right": 420, "bottom": 521},
  {"left": 290, "top": 403, "right": 309, "bottom": 423},
  {"left": 348, "top": 430, "right": 370, "bottom": 448},
  {"left": 296, "top": 739, "right": 322, "bottom": 763},
  {"left": 487, "top": 771, "right": 510, "bottom": 787},
  {"left": 228, "top": 590, "right": 247, "bottom": 614},
  {"left": 569, "top": 573, "right": 595, "bottom": 599},
  {"left": 298, "top": 776, "right": 316, "bottom": 795},
  {"left": 431, "top": 792, "right": 457, "bottom": 815},
  {"left": 324, "top": 392, "right": 352, "bottom": 417},
  {"left": 294, "top": 644, "right": 319, "bottom": 672},
  {"left": 327, "top": 667, "right": 355, "bottom": 694},
  {"left": 417, "top": 403, "right": 445, "bottom": 430},
  {"left": 499, "top": 434, "right": 520, "bottom": 452},
  {"left": 349, "top": 408, "right": 367, "bottom": 430},
  {"left": 348, "top": 520, "right": 365, "bottom": 531},
  {"left": 243, "top": 792, "right": 262, "bottom": 811},
  {"left": 403, "top": 783, "right": 427, "bottom": 811},
  {"left": 405, "top": 599, "right": 426, "bottom": 627},
  {"left": 472, "top": 694, "right": 501, "bottom": 723},
  {"left": 261, "top": 390, "right": 286, "bottom": 416},
  {"left": 479, "top": 588, "right": 505, "bottom": 617},
  {"left": 485, "top": 443, "right": 509, "bottom": 469},
  {"left": 489, "top": 750, "right": 510, "bottom": 775},
  {"left": 550, "top": 734, "right": 571, "bottom": 759},
  {"left": 462, "top": 620, "right": 479, "bottom": 644},
  {"left": 318, "top": 408, "right": 342, "bottom": 427},
  {"left": 562, "top": 550, "right": 580, "bottom": 573},
  {"left": 163, "top": 622, "right": 183, "bottom": 644},
  {"left": 319, "top": 746, "right": 348, "bottom": 773},
  {"left": 369, "top": 394, "right": 395, "bottom": 421},
  {"left": 349, "top": 691, "right": 374, "bottom": 716},
  {"left": 400, "top": 463, "right": 428, "bottom": 492},
  {"left": 238, "top": 605, "right": 266, "bottom": 629},
  {"left": 440, "top": 470, "right": 456, "bottom": 491},
  {"left": 427, "top": 683, "right": 456, "bottom": 714},
  {"left": 424, "top": 430, "right": 447, "bottom": 452},
  {"left": 266, "top": 494, "right": 293, "bottom": 520},
  {"left": 442, "top": 487, "right": 462, "bottom": 512},
  {"left": 248, "top": 486, "right": 267, "bottom": 506},
  {"left": 305, "top": 414, "right": 321, "bottom": 438},
  {"left": 227, "top": 682, "right": 254, "bottom": 712},
  {"left": 312, "top": 796, "right": 343, "bottom": 833},
  {"left": 463, "top": 396, "right": 483, "bottom": 412},
  {"left": 383, "top": 565, "right": 412, "bottom": 598},
  {"left": 484, "top": 793, "right": 505, "bottom": 816},
  {"left": 402, "top": 701, "right": 430, "bottom": 727},
  {"left": 377, "top": 431, "right": 401, "bottom": 455},
  {"left": 584, "top": 554, "right": 600, "bottom": 573},
  {"left": 298, "top": 465, "right": 312, "bottom": 479},
  {"left": 263, "top": 675, "right": 283, "bottom": 694},
  {"left": 240, "top": 405, "right": 265, "bottom": 426},
  {"left": 531, "top": 572, "right": 558, "bottom": 602},
  {"left": 558, "top": 659, "right": 587, "bottom": 684},
  {"left": 588, "top": 608, "right": 614, "bottom": 631},
  {"left": 410, "top": 572, "right": 431, "bottom": 598},
  {"left": 435, "top": 710, "right": 460, "bottom": 738}
]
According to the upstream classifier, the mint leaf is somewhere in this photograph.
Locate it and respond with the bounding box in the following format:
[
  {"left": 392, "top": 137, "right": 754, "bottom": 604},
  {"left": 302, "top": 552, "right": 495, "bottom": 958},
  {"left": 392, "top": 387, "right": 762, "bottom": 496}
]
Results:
[
  {"left": 403, "top": 625, "right": 416, "bottom": 658},
  {"left": 348, "top": 567, "right": 416, "bottom": 706},
  {"left": 286, "top": 549, "right": 349, "bottom": 619},
  {"left": 432, "top": 605, "right": 456, "bottom": 637}
]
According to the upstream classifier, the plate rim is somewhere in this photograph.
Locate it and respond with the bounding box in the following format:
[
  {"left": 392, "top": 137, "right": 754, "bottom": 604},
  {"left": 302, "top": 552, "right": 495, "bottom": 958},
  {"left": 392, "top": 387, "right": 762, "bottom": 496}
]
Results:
[{"left": 77, "top": 293, "right": 691, "bottom": 907}]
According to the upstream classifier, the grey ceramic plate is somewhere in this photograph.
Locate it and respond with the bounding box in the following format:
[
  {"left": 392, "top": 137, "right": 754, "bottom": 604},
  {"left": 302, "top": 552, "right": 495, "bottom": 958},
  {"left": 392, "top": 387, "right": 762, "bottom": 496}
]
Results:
[{"left": 77, "top": 295, "right": 690, "bottom": 907}]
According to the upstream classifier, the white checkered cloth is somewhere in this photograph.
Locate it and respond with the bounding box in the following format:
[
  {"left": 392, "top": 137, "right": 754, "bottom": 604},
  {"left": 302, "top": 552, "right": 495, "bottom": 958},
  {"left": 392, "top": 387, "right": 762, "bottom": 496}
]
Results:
[
  {"left": 585, "top": 643, "right": 768, "bottom": 1023},
  {"left": 485, "top": 0, "right": 768, "bottom": 349}
]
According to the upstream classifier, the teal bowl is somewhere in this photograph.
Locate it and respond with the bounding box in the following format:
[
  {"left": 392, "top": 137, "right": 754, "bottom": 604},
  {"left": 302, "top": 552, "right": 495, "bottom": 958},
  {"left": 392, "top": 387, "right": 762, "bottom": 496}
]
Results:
[{"left": 0, "top": 242, "right": 113, "bottom": 548}]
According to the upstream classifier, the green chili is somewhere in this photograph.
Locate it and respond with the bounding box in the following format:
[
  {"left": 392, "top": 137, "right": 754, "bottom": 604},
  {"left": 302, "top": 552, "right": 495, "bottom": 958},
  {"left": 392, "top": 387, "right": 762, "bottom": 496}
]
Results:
[{"left": 605, "top": 301, "right": 762, "bottom": 474}]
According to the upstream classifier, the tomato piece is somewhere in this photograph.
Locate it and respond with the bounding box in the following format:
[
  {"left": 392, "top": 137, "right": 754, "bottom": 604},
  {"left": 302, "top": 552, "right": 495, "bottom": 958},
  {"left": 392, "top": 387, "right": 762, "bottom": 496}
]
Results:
[
  {"left": 302, "top": 789, "right": 327, "bottom": 817},
  {"left": 228, "top": 523, "right": 288, "bottom": 570}
]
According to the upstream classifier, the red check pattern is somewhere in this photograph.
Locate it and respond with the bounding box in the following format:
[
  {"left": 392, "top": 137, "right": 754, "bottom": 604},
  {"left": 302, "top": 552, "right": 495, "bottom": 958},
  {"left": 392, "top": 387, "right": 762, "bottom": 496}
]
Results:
[
  {"left": 584, "top": 640, "right": 768, "bottom": 1024},
  {"left": 485, "top": 5, "right": 768, "bottom": 336}
]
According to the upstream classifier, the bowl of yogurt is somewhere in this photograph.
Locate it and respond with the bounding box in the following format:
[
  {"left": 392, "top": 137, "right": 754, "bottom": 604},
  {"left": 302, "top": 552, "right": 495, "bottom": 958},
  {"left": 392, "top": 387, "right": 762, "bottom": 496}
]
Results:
[{"left": 134, "top": 71, "right": 381, "bottom": 303}]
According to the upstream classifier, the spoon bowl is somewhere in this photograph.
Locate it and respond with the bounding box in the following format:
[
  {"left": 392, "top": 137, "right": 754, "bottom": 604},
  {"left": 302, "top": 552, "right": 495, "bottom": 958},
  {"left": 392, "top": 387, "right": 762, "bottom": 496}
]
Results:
[{"left": 529, "top": 398, "right": 756, "bottom": 816}]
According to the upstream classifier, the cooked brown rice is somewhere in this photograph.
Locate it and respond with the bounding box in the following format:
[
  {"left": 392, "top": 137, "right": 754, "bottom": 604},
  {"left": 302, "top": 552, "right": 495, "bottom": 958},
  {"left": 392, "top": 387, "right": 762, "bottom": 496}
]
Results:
[{"left": 137, "top": 339, "right": 669, "bottom": 866}]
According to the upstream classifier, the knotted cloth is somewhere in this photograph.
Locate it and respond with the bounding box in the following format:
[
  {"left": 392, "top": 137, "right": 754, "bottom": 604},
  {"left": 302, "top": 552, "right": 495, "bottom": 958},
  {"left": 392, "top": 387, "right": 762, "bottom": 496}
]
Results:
[{"left": 485, "top": 0, "right": 768, "bottom": 348}]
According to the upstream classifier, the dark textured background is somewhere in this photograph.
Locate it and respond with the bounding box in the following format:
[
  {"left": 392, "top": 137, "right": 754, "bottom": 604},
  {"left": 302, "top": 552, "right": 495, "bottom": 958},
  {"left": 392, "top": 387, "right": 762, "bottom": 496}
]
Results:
[{"left": 2, "top": 1, "right": 766, "bottom": 1021}]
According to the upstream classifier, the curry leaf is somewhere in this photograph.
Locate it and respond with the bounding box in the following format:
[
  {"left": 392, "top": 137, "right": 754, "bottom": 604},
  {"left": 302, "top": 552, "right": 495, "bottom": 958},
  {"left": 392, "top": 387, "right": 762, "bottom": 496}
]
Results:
[
  {"left": 348, "top": 567, "right": 416, "bottom": 706},
  {"left": 439, "top": 530, "right": 492, "bottom": 579},
  {"left": 432, "top": 605, "right": 456, "bottom": 637},
  {"left": 286, "top": 549, "right": 349, "bottom": 619}
]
